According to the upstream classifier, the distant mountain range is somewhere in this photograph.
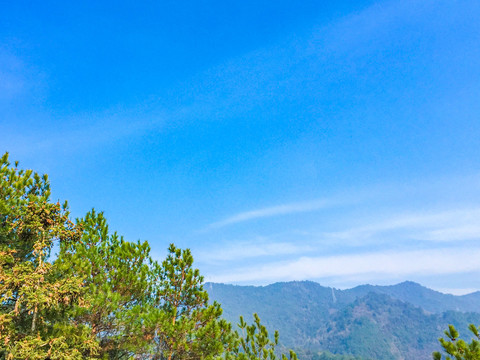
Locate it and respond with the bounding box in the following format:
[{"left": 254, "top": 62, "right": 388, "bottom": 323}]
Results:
[{"left": 206, "top": 281, "right": 480, "bottom": 360}]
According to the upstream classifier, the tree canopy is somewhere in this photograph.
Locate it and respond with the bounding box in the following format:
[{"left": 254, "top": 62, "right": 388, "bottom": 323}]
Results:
[{"left": 0, "top": 152, "right": 297, "bottom": 360}]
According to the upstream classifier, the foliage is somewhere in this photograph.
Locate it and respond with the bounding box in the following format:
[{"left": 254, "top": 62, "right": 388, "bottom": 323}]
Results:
[
  {"left": 143, "top": 244, "right": 235, "bottom": 360},
  {"left": 0, "top": 152, "right": 98, "bottom": 359},
  {"left": 58, "top": 209, "right": 156, "bottom": 358},
  {"left": 0, "top": 152, "right": 297, "bottom": 360},
  {"left": 227, "top": 313, "right": 297, "bottom": 360},
  {"left": 433, "top": 324, "right": 480, "bottom": 360}
]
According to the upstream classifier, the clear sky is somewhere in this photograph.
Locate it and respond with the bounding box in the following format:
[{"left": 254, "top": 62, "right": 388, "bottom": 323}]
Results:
[{"left": 2, "top": 0, "right": 480, "bottom": 295}]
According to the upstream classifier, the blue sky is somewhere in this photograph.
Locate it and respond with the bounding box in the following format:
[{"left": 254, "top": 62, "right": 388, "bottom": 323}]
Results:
[{"left": 2, "top": 0, "right": 480, "bottom": 294}]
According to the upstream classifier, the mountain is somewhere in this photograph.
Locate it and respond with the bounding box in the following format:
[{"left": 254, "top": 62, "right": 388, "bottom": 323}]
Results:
[
  {"left": 317, "top": 293, "right": 480, "bottom": 360},
  {"left": 206, "top": 281, "right": 480, "bottom": 360},
  {"left": 206, "top": 281, "right": 335, "bottom": 344},
  {"left": 341, "top": 281, "right": 480, "bottom": 313}
]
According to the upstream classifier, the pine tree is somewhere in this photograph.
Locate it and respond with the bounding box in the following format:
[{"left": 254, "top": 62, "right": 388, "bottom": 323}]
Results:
[
  {"left": 1, "top": 152, "right": 298, "bottom": 360},
  {"left": 227, "top": 313, "right": 298, "bottom": 360},
  {"left": 433, "top": 324, "right": 480, "bottom": 360},
  {"left": 0, "top": 152, "right": 98, "bottom": 359},
  {"left": 145, "top": 244, "right": 234, "bottom": 360},
  {"left": 58, "top": 209, "right": 156, "bottom": 359}
]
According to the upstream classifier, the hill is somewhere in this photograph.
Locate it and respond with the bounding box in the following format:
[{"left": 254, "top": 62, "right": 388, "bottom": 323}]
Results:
[
  {"left": 342, "top": 281, "right": 480, "bottom": 313},
  {"left": 206, "top": 281, "right": 480, "bottom": 360}
]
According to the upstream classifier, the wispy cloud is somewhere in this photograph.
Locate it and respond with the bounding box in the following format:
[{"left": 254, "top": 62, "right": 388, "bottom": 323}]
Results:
[
  {"left": 323, "top": 208, "right": 480, "bottom": 244},
  {"left": 435, "top": 288, "right": 480, "bottom": 296},
  {"left": 200, "top": 206, "right": 480, "bottom": 289},
  {"left": 196, "top": 238, "right": 313, "bottom": 263},
  {"left": 201, "top": 206, "right": 480, "bottom": 261},
  {"left": 169, "top": 0, "right": 443, "bottom": 124},
  {"left": 206, "top": 247, "right": 480, "bottom": 284},
  {"left": 2, "top": 104, "right": 170, "bottom": 158},
  {"left": 1, "top": 0, "right": 450, "bottom": 159},
  {"left": 0, "top": 48, "right": 29, "bottom": 100},
  {"left": 205, "top": 199, "right": 333, "bottom": 230}
]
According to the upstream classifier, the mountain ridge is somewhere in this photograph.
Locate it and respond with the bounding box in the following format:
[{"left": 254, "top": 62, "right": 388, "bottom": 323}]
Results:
[
  {"left": 206, "top": 280, "right": 480, "bottom": 313},
  {"left": 206, "top": 280, "right": 480, "bottom": 360}
]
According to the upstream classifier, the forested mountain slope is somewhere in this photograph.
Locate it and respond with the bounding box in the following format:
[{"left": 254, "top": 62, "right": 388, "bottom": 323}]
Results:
[
  {"left": 342, "top": 281, "right": 480, "bottom": 313},
  {"left": 206, "top": 281, "right": 480, "bottom": 360}
]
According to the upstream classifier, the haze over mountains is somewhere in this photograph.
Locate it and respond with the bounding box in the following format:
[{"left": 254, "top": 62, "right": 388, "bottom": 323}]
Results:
[{"left": 207, "top": 281, "right": 480, "bottom": 360}]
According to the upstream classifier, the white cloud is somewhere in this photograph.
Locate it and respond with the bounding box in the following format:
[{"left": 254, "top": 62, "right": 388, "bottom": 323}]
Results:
[
  {"left": 205, "top": 199, "right": 333, "bottom": 230},
  {"left": 197, "top": 206, "right": 480, "bottom": 281},
  {"left": 196, "top": 238, "right": 313, "bottom": 263},
  {"left": 323, "top": 208, "right": 480, "bottom": 244},
  {"left": 207, "top": 247, "right": 480, "bottom": 284},
  {"left": 421, "top": 224, "right": 480, "bottom": 242}
]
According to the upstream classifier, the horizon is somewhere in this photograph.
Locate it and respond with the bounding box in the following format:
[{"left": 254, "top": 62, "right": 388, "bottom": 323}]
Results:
[
  {"left": 2, "top": 0, "right": 480, "bottom": 295},
  {"left": 204, "top": 279, "right": 479, "bottom": 297}
]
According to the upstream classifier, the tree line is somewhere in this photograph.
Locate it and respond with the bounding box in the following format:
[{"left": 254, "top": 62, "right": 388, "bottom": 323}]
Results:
[{"left": 0, "top": 152, "right": 297, "bottom": 360}]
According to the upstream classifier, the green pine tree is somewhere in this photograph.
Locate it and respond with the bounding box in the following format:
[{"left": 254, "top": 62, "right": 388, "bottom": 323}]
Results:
[
  {"left": 433, "top": 324, "right": 480, "bottom": 360},
  {"left": 58, "top": 209, "right": 156, "bottom": 359},
  {"left": 1, "top": 152, "right": 298, "bottom": 360},
  {"left": 145, "top": 244, "right": 235, "bottom": 360},
  {"left": 227, "top": 313, "right": 298, "bottom": 360},
  {"left": 0, "top": 152, "right": 98, "bottom": 359}
]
